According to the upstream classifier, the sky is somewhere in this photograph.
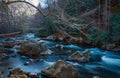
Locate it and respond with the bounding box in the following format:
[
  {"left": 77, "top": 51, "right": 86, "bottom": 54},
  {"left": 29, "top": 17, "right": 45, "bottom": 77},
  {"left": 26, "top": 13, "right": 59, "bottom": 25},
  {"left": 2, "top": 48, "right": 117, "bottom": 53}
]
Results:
[{"left": 25, "top": 0, "right": 48, "bottom": 8}]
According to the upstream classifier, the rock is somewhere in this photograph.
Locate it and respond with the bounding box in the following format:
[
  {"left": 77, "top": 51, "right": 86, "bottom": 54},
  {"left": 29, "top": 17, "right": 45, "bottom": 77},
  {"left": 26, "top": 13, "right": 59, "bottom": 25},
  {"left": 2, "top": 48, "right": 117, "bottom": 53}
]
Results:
[
  {"left": 93, "top": 76, "right": 100, "bottom": 78},
  {"left": 47, "top": 35, "right": 57, "bottom": 41},
  {"left": 101, "top": 45, "right": 106, "bottom": 49},
  {"left": 83, "top": 50, "right": 91, "bottom": 57},
  {"left": 40, "top": 49, "right": 53, "bottom": 55},
  {"left": 106, "top": 44, "right": 116, "bottom": 50},
  {"left": 55, "top": 44, "right": 63, "bottom": 50},
  {"left": 41, "top": 60, "right": 80, "bottom": 78},
  {"left": 8, "top": 68, "right": 29, "bottom": 78},
  {"left": 67, "top": 37, "right": 83, "bottom": 44},
  {"left": 58, "top": 36, "right": 64, "bottom": 41},
  {"left": 101, "top": 43, "right": 120, "bottom": 52},
  {"left": 9, "top": 74, "right": 19, "bottom": 78},
  {"left": 19, "top": 42, "right": 49, "bottom": 58},
  {"left": 0, "top": 53, "right": 9, "bottom": 61},
  {"left": 68, "top": 50, "right": 91, "bottom": 62},
  {"left": 9, "top": 74, "right": 28, "bottom": 78},
  {"left": 112, "top": 47, "right": 120, "bottom": 52},
  {"left": 24, "top": 58, "right": 40, "bottom": 65},
  {"left": 30, "top": 73, "right": 39, "bottom": 78},
  {"left": 0, "top": 71, "right": 3, "bottom": 78},
  {"left": 11, "top": 53, "right": 17, "bottom": 58},
  {"left": 24, "top": 61, "right": 30, "bottom": 66},
  {"left": 28, "top": 59, "right": 34, "bottom": 62},
  {"left": 47, "top": 34, "right": 65, "bottom": 42}
]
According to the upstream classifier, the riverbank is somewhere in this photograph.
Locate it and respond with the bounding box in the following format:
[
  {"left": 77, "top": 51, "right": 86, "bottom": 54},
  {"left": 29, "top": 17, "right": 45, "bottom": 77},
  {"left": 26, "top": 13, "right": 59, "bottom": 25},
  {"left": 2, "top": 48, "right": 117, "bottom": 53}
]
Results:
[{"left": 41, "top": 34, "right": 120, "bottom": 53}]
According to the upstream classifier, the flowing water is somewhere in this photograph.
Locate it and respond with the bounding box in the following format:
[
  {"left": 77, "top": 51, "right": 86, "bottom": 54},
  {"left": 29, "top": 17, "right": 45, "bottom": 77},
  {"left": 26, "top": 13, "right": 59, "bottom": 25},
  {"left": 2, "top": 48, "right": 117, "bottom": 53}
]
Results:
[{"left": 0, "top": 33, "right": 120, "bottom": 78}]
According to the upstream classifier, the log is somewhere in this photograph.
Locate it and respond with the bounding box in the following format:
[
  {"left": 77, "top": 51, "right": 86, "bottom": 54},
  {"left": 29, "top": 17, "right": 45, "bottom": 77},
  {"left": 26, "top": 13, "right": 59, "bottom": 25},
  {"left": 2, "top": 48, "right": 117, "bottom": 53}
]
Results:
[
  {"left": 0, "top": 40, "right": 28, "bottom": 48},
  {"left": 0, "top": 32, "right": 22, "bottom": 38}
]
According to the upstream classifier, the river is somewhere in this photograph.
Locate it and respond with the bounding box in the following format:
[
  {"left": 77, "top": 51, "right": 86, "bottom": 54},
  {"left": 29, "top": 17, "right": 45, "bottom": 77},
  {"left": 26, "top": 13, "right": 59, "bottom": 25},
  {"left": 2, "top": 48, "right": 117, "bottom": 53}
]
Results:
[{"left": 0, "top": 33, "right": 120, "bottom": 78}]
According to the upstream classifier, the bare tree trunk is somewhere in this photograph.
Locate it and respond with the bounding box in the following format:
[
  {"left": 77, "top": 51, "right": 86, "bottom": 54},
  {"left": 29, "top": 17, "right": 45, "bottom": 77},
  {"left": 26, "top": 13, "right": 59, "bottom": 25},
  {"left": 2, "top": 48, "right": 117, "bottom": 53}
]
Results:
[{"left": 0, "top": 31, "right": 22, "bottom": 38}]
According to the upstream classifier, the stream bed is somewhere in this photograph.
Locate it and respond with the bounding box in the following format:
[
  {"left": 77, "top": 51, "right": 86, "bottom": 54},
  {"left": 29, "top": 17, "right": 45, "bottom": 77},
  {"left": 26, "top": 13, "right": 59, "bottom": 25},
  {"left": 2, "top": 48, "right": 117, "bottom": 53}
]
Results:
[{"left": 0, "top": 33, "right": 120, "bottom": 78}]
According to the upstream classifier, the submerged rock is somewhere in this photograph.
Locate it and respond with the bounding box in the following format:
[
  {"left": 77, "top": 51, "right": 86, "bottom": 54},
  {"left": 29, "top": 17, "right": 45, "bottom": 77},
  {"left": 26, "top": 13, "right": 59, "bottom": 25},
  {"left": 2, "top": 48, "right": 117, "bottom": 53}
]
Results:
[
  {"left": 24, "top": 61, "right": 30, "bottom": 66},
  {"left": 41, "top": 60, "right": 80, "bottom": 78},
  {"left": 0, "top": 53, "right": 9, "bottom": 62},
  {"left": 8, "top": 68, "right": 29, "bottom": 78},
  {"left": 68, "top": 50, "right": 91, "bottom": 62}
]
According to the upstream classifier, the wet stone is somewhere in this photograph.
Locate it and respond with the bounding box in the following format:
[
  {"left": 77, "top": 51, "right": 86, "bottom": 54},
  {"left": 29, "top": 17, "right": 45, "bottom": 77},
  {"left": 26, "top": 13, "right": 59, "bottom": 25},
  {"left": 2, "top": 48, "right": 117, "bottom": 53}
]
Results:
[
  {"left": 68, "top": 50, "right": 91, "bottom": 62},
  {"left": 55, "top": 44, "right": 63, "bottom": 50},
  {"left": 24, "top": 61, "right": 30, "bottom": 66},
  {"left": 41, "top": 60, "right": 80, "bottom": 78},
  {"left": 30, "top": 73, "right": 39, "bottom": 78},
  {"left": 19, "top": 42, "right": 49, "bottom": 58},
  {"left": 0, "top": 53, "right": 9, "bottom": 62},
  {"left": 93, "top": 76, "right": 100, "bottom": 78},
  {"left": 8, "top": 68, "right": 29, "bottom": 78}
]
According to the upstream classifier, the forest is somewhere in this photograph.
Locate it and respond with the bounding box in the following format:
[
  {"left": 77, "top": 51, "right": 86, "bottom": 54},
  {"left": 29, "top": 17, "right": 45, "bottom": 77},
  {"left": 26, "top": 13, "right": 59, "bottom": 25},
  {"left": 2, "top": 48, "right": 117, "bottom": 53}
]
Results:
[{"left": 0, "top": 0, "right": 120, "bottom": 78}]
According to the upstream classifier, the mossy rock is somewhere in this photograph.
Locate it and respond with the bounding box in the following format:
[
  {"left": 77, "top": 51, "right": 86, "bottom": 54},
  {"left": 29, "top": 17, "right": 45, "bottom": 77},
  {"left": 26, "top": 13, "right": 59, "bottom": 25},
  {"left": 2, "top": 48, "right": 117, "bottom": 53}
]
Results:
[
  {"left": 41, "top": 60, "right": 80, "bottom": 78},
  {"left": 9, "top": 68, "right": 29, "bottom": 78},
  {"left": 19, "top": 42, "right": 48, "bottom": 58}
]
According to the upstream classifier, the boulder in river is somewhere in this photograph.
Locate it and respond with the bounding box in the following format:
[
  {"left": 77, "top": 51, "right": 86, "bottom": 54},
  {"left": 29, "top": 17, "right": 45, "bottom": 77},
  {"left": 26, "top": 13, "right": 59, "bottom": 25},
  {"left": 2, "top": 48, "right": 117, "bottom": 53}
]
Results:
[
  {"left": 55, "top": 44, "right": 63, "bottom": 50},
  {"left": 19, "top": 42, "right": 49, "bottom": 58},
  {"left": 8, "top": 68, "right": 29, "bottom": 78},
  {"left": 68, "top": 50, "right": 91, "bottom": 62},
  {"left": 41, "top": 60, "right": 80, "bottom": 78},
  {"left": 40, "top": 49, "right": 53, "bottom": 55}
]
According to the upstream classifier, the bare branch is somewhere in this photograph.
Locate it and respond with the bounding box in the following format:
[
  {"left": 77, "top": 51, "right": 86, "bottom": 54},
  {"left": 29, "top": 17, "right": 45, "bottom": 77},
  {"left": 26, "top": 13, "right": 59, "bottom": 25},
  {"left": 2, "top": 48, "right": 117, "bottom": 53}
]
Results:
[{"left": 6, "top": 1, "right": 46, "bottom": 17}]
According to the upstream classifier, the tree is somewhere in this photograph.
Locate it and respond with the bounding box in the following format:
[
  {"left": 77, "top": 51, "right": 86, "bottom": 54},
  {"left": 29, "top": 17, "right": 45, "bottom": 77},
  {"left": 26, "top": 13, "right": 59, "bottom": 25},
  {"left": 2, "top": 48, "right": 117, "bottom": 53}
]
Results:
[{"left": 0, "top": 0, "right": 46, "bottom": 33}]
